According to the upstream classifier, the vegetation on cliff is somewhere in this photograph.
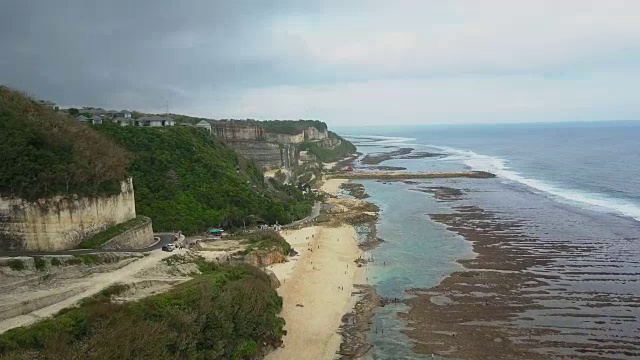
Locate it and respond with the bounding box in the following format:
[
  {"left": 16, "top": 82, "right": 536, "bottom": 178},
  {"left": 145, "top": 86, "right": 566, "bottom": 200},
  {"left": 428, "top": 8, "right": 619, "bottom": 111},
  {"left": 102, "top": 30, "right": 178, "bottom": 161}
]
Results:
[
  {"left": 165, "top": 115, "right": 328, "bottom": 135},
  {"left": 250, "top": 119, "right": 327, "bottom": 134},
  {"left": 299, "top": 132, "right": 357, "bottom": 163},
  {"left": 0, "top": 264, "right": 285, "bottom": 360},
  {"left": 0, "top": 86, "right": 130, "bottom": 201},
  {"left": 238, "top": 230, "right": 292, "bottom": 256},
  {"left": 76, "top": 216, "right": 149, "bottom": 249},
  {"left": 96, "top": 123, "right": 312, "bottom": 234}
]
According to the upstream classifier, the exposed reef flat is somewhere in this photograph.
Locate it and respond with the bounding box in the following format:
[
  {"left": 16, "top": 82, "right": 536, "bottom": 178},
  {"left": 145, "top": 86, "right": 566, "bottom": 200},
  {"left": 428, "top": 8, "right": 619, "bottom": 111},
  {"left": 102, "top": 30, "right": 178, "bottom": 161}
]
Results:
[
  {"left": 360, "top": 148, "right": 413, "bottom": 165},
  {"left": 337, "top": 284, "right": 381, "bottom": 359},
  {"left": 328, "top": 170, "right": 495, "bottom": 180},
  {"left": 397, "top": 151, "right": 445, "bottom": 160},
  {"left": 362, "top": 165, "right": 407, "bottom": 171},
  {"left": 339, "top": 182, "right": 370, "bottom": 199},
  {"left": 401, "top": 199, "right": 640, "bottom": 360}
]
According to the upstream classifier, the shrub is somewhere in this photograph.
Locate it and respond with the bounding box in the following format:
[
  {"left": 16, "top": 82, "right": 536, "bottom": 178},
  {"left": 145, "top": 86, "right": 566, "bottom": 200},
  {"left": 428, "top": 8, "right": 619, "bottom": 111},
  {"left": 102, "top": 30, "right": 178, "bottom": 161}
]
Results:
[
  {"left": 243, "top": 230, "right": 292, "bottom": 256},
  {"left": 7, "top": 259, "right": 24, "bottom": 271},
  {"left": 76, "top": 216, "right": 148, "bottom": 249},
  {"left": 33, "top": 257, "right": 46, "bottom": 271},
  {"left": 75, "top": 255, "right": 103, "bottom": 265},
  {"left": 66, "top": 257, "right": 82, "bottom": 265},
  {"left": 0, "top": 263, "right": 285, "bottom": 359},
  {"left": 50, "top": 258, "right": 62, "bottom": 266},
  {"left": 98, "top": 284, "right": 129, "bottom": 298}
]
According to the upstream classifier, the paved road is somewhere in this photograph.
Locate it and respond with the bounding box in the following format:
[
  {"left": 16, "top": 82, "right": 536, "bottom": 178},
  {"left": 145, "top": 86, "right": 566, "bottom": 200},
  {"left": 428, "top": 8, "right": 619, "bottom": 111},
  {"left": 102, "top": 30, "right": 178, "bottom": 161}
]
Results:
[
  {"left": 283, "top": 201, "right": 321, "bottom": 228},
  {"left": 0, "top": 234, "right": 175, "bottom": 257}
]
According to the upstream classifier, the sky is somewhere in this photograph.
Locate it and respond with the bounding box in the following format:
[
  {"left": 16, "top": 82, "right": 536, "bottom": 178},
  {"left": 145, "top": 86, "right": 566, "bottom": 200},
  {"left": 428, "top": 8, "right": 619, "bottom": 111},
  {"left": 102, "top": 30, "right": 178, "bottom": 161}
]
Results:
[{"left": 1, "top": 0, "right": 640, "bottom": 126}]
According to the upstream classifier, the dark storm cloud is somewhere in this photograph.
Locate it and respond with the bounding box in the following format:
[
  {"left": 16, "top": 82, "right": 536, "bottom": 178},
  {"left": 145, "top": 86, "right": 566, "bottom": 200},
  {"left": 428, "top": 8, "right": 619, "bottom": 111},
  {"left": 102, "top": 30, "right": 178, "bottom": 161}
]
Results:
[
  {"left": 3, "top": 1, "right": 639, "bottom": 124},
  {"left": 0, "top": 0, "right": 312, "bottom": 109}
]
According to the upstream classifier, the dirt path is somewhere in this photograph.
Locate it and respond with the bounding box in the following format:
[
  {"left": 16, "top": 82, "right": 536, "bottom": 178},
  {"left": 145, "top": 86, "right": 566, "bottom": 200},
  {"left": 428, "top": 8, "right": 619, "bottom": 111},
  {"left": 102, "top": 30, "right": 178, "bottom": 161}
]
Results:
[{"left": 0, "top": 249, "right": 181, "bottom": 334}]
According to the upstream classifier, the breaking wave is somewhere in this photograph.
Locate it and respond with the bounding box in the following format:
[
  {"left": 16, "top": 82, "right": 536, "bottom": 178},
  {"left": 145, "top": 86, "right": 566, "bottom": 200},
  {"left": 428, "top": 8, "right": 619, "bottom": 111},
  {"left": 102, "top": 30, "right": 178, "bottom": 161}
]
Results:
[{"left": 431, "top": 145, "right": 640, "bottom": 222}]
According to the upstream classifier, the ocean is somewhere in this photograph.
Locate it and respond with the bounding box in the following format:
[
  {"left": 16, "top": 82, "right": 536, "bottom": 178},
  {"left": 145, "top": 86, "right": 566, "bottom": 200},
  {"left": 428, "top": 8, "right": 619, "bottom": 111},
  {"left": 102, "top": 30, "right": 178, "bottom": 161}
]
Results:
[{"left": 335, "top": 121, "right": 640, "bottom": 359}]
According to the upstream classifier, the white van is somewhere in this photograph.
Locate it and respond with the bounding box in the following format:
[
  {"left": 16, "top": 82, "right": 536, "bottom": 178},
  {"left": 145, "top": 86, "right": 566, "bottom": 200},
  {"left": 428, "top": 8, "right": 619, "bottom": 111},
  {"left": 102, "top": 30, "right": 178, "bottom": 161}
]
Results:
[{"left": 162, "top": 243, "right": 176, "bottom": 252}]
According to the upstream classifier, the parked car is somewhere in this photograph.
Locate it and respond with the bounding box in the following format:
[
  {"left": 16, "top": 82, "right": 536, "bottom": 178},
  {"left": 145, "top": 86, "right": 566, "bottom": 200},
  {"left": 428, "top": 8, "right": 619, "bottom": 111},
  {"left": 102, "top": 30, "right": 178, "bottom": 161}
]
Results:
[{"left": 162, "top": 243, "right": 176, "bottom": 252}]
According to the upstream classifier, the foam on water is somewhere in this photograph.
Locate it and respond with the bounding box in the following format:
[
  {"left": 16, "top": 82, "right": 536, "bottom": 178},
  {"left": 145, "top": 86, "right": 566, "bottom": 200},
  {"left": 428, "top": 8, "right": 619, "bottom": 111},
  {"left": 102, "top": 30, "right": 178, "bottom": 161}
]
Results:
[
  {"left": 347, "top": 135, "right": 640, "bottom": 222},
  {"left": 430, "top": 145, "right": 640, "bottom": 222},
  {"left": 344, "top": 135, "right": 415, "bottom": 145}
]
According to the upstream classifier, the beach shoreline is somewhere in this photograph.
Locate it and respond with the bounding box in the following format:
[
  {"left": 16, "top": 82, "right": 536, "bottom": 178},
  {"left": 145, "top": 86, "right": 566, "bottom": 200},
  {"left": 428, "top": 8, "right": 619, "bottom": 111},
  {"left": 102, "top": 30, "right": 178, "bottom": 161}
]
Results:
[{"left": 265, "top": 178, "right": 372, "bottom": 360}]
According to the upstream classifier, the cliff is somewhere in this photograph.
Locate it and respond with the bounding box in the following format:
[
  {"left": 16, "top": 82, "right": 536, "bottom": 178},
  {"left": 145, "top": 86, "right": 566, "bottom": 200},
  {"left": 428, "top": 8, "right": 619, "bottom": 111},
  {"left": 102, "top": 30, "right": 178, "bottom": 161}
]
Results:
[
  {"left": 0, "top": 179, "right": 137, "bottom": 251},
  {"left": 244, "top": 248, "right": 288, "bottom": 267},
  {"left": 210, "top": 121, "right": 345, "bottom": 170},
  {"left": 0, "top": 87, "right": 138, "bottom": 251}
]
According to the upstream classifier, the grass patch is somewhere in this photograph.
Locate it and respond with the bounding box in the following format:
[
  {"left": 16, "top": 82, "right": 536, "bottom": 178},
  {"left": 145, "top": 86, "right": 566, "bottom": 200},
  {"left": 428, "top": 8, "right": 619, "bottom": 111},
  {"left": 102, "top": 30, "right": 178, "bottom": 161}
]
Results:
[
  {"left": 65, "top": 254, "right": 115, "bottom": 266},
  {"left": 162, "top": 254, "right": 219, "bottom": 275},
  {"left": 239, "top": 230, "right": 291, "bottom": 256},
  {"left": 76, "top": 216, "right": 148, "bottom": 249}
]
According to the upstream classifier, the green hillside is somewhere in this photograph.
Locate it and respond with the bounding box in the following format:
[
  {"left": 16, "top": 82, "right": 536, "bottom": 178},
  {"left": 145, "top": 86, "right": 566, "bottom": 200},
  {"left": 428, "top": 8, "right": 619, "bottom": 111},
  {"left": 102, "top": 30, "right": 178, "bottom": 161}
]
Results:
[
  {"left": 0, "top": 263, "right": 285, "bottom": 359},
  {"left": 299, "top": 131, "right": 357, "bottom": 163},
  {"left": 96, "top": 123, "right": 312, "bottom": 234},
  {"left": 0, "top": 86, "right": 129, "bottom": 201}
]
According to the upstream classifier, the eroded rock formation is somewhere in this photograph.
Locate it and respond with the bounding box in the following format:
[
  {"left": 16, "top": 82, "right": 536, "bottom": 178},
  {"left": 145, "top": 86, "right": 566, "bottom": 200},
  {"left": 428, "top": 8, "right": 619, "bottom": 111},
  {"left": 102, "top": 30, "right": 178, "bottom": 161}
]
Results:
[{"left": 211, "top": 122, "right": 339, "bottom": 170}]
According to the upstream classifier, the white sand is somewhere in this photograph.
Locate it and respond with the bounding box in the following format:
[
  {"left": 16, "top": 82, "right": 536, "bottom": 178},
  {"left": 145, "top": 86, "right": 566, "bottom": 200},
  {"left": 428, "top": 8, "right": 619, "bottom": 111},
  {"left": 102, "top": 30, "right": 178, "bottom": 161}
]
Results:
[
  {"left": 267, "top": 178, "right": 365, "bottom": 360},
  {"left": 267, "top": 226, "right": 320, "bottom": 282},
  {"left": 320, "top": 178, "right": 348, "bottom": 195},
  {"left": 266, "top": 225, "right": 363, "bottom": 360}
]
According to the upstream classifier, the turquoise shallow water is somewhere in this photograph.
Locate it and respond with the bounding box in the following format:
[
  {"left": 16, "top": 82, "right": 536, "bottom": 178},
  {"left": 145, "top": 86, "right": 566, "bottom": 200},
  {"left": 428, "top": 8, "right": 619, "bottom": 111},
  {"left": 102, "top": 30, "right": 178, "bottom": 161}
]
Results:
[{"left": 355, "top": 180, "right": 473, "bottom": 360}]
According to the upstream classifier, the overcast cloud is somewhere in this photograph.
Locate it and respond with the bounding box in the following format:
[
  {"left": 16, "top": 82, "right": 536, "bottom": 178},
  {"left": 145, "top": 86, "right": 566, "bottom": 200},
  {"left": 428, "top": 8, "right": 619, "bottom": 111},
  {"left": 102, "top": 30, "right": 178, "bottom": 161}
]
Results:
[{"left": 1, "top": 0, "right": 640, "bottom": 126}]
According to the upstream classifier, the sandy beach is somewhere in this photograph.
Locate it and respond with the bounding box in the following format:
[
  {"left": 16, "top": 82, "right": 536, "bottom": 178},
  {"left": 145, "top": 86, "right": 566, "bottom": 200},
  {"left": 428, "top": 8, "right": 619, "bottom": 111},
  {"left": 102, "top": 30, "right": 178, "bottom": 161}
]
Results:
[
  {"left": 266, "top": 178, "right": 365, "bottom": 360},
  {"left": 318, "top": 178, "right": 346, "bottom": 195}
]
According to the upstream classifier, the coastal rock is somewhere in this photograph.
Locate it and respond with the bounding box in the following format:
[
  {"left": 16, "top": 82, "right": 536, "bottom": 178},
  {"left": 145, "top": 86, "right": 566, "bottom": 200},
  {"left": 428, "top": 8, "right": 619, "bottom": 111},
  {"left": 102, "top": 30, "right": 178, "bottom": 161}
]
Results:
[
  {"left": 245, "top": 249, "right": 287, "bottom": 267},
  {"left": 337, "top": 284, "right": 381, "bottom": 359}
]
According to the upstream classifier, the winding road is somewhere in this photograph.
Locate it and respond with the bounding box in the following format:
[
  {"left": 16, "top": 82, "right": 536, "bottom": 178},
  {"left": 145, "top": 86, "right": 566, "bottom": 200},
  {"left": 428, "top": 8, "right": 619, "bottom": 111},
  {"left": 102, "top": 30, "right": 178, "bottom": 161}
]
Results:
[
  {"left": 283, "top": 201, "right": 321, "bottom": 228},
  {"left": 0, "top": 234, "right": 176, "bottom": 257}
]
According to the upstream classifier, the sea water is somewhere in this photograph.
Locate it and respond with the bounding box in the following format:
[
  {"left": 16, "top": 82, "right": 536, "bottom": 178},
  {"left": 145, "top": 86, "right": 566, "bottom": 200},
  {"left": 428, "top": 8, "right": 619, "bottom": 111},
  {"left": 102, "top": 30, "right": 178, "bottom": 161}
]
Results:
[{"left": 336, "top": 121, "right": 640, "bottom": 359}]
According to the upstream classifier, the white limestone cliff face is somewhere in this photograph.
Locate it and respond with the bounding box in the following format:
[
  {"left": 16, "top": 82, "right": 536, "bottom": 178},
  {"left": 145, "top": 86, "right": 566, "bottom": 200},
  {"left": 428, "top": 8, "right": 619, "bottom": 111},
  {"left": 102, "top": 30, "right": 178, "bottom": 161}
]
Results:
[
  {"left": 0, "top": 179, "right": 137, "bottom": 251},
  {"left": 211, "top": 123, "right": 330, "bottom": 170},
  {"left": 211, "top": 124, "right": 317, "bottom": 144},
  {"left": 303, "top": 127, "right": 328, "bottom": 141}
]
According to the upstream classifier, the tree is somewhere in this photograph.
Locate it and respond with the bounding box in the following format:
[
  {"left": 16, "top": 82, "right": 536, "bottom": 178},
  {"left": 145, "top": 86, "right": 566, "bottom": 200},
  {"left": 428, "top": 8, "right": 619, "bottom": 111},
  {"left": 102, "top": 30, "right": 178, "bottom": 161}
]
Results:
[{"left": 68, "top": 108, "right": 79, "bottom": 115}]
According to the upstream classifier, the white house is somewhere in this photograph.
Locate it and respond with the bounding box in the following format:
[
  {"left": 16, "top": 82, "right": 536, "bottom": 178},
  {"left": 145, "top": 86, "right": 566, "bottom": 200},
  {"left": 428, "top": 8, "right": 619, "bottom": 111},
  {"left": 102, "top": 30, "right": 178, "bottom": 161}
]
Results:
[
  {"left": 135, "top": 116, "right": 175, "bottom": 127},
  {"left": 114, "top": 110, "right": 132, "bottom": 118},
  {"left": 89, "top": 115, "right": 102, "bottom": 125},
  {"left": 76, "top": 115, "right": 89, "bottom": 123},
  {"left": 195, "top": 120, "right": 212, "bottom": 133}
]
